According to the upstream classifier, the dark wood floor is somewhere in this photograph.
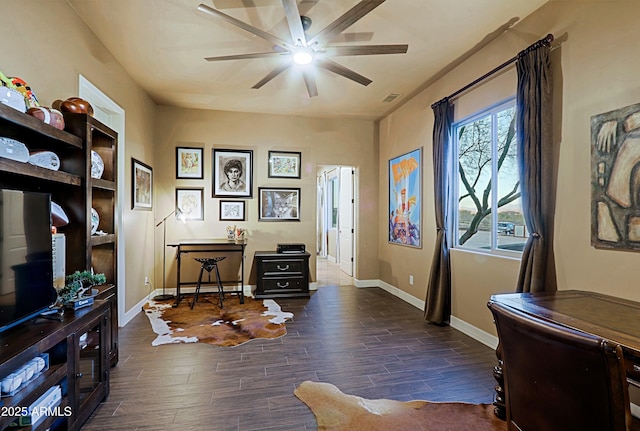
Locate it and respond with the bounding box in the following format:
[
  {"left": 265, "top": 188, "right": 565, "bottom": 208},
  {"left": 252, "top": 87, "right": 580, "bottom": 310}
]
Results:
[{"left": 81, "top": 280, "right": 498, "bottom": 430}]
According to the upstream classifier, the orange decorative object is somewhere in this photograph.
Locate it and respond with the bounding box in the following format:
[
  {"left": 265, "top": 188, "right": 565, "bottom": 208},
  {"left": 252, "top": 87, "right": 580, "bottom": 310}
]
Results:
[
  {"left": 52, "top": 97, "right": 94, "bottom": 116},
  {"left": 10, "top": 77, "right": 39, "bottom": 108}
]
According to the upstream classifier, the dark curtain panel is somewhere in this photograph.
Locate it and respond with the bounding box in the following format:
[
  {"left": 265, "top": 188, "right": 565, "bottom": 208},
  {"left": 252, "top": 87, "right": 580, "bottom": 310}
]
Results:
[
  {"left": 425, "top": 100, "right": 453, "bottom": 324},
  {"left": 515, "top": 44, "right": 557, "bottom": 293}
]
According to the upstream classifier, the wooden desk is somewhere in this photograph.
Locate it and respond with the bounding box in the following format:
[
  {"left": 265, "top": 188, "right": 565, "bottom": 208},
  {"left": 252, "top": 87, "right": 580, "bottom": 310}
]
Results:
[
  {"left": 489, "top": 290, "right": 640, "bottom": 419},
  {"left": 168, "top": 239, "right": 246, "bottom": 307}
]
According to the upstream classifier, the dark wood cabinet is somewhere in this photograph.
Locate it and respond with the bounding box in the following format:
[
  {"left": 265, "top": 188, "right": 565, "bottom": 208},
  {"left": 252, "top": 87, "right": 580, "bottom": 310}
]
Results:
[
  {"left": 254, "top": 251, "right": 310, "bottom": 298},
  {"left": 0, "top": 301, "right": 111, "bottom": 431},
  {"left": 64, "top": 113, "right": 119, "bottom": 368}
]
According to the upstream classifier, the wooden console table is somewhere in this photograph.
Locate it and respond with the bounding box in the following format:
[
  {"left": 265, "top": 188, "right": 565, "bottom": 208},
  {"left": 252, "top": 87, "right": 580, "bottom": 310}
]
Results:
[
  {"left": 488, "top": 290, "right": 640, "bottom": 419},
  {"left": 168, "top": 239, "right": 246, "bottom": 307}
]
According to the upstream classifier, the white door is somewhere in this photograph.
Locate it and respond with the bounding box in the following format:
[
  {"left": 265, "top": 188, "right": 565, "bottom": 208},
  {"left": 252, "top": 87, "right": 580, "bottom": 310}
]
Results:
[{"left": 338, "top": 167, "right": 354, "bottom": 276}]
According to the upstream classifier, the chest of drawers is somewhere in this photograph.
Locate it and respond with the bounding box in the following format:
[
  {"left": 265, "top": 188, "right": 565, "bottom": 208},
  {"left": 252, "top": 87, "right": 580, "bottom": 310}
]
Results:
[{"left": 254, "top": 251, "right": 310, "bottom": 298}]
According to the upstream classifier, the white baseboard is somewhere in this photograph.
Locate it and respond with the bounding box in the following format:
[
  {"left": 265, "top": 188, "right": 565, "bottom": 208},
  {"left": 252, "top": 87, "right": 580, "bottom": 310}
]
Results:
[
  {"left": 359, "top": 279, "right": 497, "bottom": 350},
  {"left": 450, "top": 315, "right": 499, "bottom": 350}
]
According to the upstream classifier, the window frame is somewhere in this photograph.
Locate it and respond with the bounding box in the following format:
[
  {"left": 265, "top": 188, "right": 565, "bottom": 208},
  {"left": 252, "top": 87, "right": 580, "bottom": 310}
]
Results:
[{"left": 451, "top": 97, "right": 523, "bottom": 258}]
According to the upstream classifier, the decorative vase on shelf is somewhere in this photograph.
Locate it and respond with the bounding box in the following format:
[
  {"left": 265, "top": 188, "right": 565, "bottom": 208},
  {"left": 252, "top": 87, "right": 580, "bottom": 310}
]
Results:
[
  {"left": 234, "top": 227, "right": 246, "bottom": 242},
  {"left": 226, "top": 225, "right": 236, "bottom": 241}
]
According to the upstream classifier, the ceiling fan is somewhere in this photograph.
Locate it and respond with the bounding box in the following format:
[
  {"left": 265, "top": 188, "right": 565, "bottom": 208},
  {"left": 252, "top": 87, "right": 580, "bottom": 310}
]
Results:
[{"left": 197, "top": 0, "right": 408, "bottom": 97}]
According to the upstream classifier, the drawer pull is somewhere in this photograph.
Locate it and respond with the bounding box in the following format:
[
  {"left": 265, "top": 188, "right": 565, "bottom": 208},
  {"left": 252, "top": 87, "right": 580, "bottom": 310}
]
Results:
[
  {"left": 277, "top": 264, "right": 290, "bottom": 271},
  {"left": 634, "top": 365, "right": 640, "bottom": 373},
  {"left": 277, "top": 281, "right": 290, "bottom": 288}
]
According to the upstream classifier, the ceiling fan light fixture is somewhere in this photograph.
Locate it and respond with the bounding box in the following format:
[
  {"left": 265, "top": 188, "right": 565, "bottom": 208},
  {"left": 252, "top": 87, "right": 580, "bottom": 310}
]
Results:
[{"left": 293, "top": 50, "right": 314, "bottom": 65}]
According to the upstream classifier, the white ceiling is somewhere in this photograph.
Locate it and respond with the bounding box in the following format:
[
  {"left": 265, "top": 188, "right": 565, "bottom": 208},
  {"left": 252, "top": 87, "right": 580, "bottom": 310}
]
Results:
[{"left": 67, "top": 0, "right": 548, "bottom": 120}]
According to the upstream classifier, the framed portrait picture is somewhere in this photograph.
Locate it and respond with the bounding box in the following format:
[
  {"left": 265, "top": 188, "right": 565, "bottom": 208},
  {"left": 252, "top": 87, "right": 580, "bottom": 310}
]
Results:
[
  {"left": 176, "top": 187, "right": 204, "bottom": 220},
  {"left": 258, "top": 187, "right": 300, "bottom": 221},
  {"left": 213, "top": 149, "right": 253, "bottom": 198},
  {"left": 219, "top": 200, "right": 245, "bottom": 221},
  {"left": 176, "top": 146, "right": 203, "bottom": 179},
  {"left": 389, "top": 148, "right": 422, "bottom": 248},
  {"left": 268, "top": 150, "right": 301, "bottom": 178},
  {"left": 132, "top": 158, "right": 152, "bottom": 211}
]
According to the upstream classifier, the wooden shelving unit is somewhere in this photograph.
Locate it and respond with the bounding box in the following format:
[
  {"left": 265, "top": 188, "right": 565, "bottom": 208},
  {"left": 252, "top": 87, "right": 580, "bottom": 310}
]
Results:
[{"left": 0, "top": 103, "right": 119, "bottom": 429}]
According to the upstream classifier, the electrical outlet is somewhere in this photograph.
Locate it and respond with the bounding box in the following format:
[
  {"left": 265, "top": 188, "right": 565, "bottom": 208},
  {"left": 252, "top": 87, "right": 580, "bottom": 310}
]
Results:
[
  {"left": 409, "top": 275, "right": 414, "bottom": 285},
  {"left": 145, "top": 276, "right": 149, "bottom": 284}
]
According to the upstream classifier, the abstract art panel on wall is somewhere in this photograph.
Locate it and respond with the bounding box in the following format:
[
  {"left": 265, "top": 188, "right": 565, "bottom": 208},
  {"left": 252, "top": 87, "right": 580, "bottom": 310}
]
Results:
[{"left": 591, "top": 102, "right": 640, "bottom": 251}]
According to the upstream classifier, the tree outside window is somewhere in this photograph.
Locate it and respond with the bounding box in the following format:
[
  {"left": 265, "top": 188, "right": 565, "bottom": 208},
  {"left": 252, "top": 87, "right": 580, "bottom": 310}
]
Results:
[{"left": 454, "top": 99, "right": 526, "bottom": 253}]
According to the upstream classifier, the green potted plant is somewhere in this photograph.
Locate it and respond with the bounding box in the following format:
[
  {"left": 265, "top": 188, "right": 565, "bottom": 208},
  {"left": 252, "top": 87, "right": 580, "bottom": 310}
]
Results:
[{"left": 57, "top": 270, "right": 106, "bottom": 310}]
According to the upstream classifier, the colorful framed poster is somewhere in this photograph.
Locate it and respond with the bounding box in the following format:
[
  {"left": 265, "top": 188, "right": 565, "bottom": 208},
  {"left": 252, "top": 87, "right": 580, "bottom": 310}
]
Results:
[{"left": 389, "top": 148, "right": 422, "bottom": 248}]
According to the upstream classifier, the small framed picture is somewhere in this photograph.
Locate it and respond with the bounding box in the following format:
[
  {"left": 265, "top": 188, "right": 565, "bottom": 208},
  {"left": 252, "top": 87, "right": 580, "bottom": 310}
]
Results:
[
  {"left": 176, "top": 187, "right": 204, "bottom": 220},
  {"left": 176, "top": 147, "right": 204, "bottom": 179},
  {"left": 258, "top": 187, "right": 300, "bottom": 221},
  {"left": 213, "top": 149, "right": 253, "bottom": 198},
  {"left": 268, "top": 150, "right": 301, "bottom": 179},
  {"left": 132, "top": 158, "right": 152, "bottom": 211},
  {"left": 219, "top": 200, "right": 245, "bottom": 221}
]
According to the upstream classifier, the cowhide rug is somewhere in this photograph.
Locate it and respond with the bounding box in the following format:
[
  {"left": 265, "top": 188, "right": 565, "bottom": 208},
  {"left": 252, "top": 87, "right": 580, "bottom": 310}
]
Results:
[
  {"left": 294, "top": 381, "right": 506, "bottom": 431},
  {"left": 143, "top": 295, "right": 293, "bottom": 347}
]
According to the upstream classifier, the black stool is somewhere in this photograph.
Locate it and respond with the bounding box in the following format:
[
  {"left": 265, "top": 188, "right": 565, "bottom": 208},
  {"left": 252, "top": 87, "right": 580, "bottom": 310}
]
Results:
[{"left": 191, "top": 257, "right": 226, "bottom": 309}]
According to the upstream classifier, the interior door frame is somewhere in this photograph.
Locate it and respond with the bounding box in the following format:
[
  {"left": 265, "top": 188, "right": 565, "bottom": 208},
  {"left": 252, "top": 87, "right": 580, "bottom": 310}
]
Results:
[
  {"left": 79, "top": 75, "right": 126, "bottom": 327},
  {"left": 316, "top": 165, "right": 357, "bottom": 277}
]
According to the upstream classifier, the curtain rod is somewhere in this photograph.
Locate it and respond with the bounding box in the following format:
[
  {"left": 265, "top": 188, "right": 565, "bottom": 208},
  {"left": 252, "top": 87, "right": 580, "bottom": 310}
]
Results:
[{"left": 430, "top": 34, "right": 554, "bottom": 109}]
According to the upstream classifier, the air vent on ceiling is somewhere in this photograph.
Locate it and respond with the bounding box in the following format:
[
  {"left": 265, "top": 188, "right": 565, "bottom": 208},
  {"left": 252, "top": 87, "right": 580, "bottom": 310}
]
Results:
[{"left": 382, "top": 93, "right": 401, "bottom": 103}]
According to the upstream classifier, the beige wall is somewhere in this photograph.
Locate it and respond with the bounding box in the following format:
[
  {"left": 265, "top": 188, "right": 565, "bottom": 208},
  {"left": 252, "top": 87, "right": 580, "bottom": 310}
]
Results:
[
  {"left": 0, "top": 0, "right": 158, "bottom": 315},
  {"left": 153, "top": 107, "right": 378, "bottom": 287},
  {"left": 378, "top": 0, "right": 640, "bottom": 335}
]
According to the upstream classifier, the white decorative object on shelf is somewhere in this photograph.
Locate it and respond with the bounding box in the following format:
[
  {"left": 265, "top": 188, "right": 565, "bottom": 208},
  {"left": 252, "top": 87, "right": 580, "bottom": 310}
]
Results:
[
  {"left": 91, "top": 208, "right": 99, "bottom": 235},
  {"left": 0, "top": 136, "right": 29, "bottom": 162},
  {"left": 51, "top": 201, "right": 69, "bottom": 227},
  {"left": 0, "top": 86, "right": 26, "bottom": 112},
  {"left": 28, "top": 151, "right": 60, "bottom": 170},
  {"left": 91, "top": 150, "right": 104, "bottom": 179}
]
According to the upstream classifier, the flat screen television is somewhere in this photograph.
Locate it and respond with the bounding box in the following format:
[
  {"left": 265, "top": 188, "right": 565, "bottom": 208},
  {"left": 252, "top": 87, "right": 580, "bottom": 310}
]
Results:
[{"left": 0, "top": 189, "right": 57, "bottom": 333}]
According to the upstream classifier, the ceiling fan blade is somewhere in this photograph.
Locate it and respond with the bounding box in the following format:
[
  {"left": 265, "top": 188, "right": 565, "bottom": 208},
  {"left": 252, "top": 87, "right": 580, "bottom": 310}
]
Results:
[
  {"left": 302, "top": 69, "right": 318, "bottom": 97},
  {"left": 317, "top": 58, "right": 372, "bottom": 86},
  {"left": 307, "top": 0, "right": 386, "bottom": 48},
  {"left": 252, "top": 63, "right": 292, "bottom": 89},
  {"left": 205, "top": 51, "right": 286, "bottom": 61},
  {"left": 323, "top": 44, "right": 408, "bottom": 56},
  {"left": 197, "top": 3, "right": 292, "bottom": 49},
  {"left": 281, "top": 0, "right": 307, "bottom": 46}
]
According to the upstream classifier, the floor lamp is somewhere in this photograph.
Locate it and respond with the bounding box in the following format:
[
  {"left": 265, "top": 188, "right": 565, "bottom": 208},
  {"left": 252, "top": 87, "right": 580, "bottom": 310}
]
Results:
[{"left": 154, "top": 208, "right": 185, "bottom": 301}]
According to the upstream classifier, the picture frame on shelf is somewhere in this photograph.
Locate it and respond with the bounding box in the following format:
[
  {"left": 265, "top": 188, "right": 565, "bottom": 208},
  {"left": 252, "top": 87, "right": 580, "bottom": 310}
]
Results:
[
  {"left": 268, "top": 150, "right": 301, "bottom": 179},
  {"left": 258, "top": 187, "right": 300, "bottom": 221},
  {"left": 213, "top": 149, "right": 253, "bottom": 198},
  {"left": 132, "top": 158, "right": 152, "bottom": 211},
  {"left": 219, "top": 200, "right": 245, "bottom": 221},
  {"left": 176, "top": 146, "right": 204, "bottom": 179},
  {"left": 176, "top": 187, "right": 204, "bottom": 220}
]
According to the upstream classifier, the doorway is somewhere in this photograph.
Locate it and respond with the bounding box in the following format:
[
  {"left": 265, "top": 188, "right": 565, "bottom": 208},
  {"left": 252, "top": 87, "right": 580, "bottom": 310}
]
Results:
[{"left": 317, "top": 166, "right": 356, "bottom": 281}]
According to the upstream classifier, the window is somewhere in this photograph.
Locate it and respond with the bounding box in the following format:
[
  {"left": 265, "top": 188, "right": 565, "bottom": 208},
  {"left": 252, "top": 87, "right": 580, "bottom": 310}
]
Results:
[{"left": 453, "top": 98, "right": 526, "bottom": 254}]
